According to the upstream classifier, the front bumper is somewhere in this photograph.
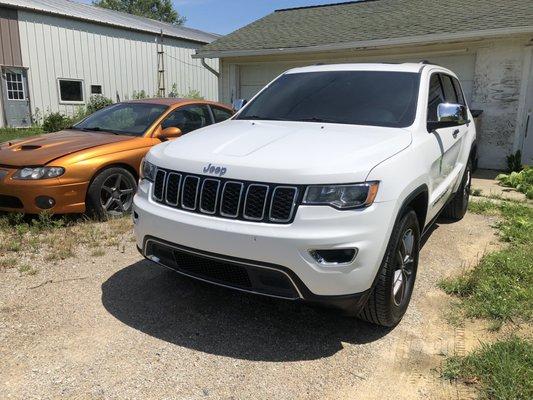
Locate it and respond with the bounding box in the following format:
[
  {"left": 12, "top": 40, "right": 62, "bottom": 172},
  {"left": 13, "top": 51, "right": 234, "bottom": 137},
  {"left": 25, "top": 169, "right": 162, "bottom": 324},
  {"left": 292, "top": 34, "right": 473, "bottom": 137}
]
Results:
[
  {"left": 0, "top": 168, "right": 88, "bottom": 214},
  {"left": 133, "top": 180, "right": 398, "bottom": 298}
]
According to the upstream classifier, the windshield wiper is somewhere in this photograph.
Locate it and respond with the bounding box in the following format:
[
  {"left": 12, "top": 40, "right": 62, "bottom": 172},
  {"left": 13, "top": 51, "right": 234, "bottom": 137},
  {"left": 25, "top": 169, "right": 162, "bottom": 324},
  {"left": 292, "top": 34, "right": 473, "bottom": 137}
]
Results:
[
  {"left": 295, "top": 116, "right": 339, "bottom": 123},
  {"left": 238, "top": 115, "right": 287, "bottom": 121},
  {"left": 82, "top": 127, "right": 120, "bottom": 135}
]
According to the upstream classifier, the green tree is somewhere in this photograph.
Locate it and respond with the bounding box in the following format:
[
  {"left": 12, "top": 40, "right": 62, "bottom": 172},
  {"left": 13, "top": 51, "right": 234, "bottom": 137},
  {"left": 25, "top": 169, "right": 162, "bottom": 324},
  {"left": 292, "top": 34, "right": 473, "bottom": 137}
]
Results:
[{"left": 93, "top": 0, "right": 186, "bottom": 25}]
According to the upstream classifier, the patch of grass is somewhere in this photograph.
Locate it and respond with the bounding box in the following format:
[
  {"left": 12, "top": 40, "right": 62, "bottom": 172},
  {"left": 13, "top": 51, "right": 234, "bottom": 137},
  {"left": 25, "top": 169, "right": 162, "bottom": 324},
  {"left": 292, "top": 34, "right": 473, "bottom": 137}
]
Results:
[
  {"left": 471, "top": 188, "right": 483, "bottom": 196},
  {"left": 440, "top": 202, "right": 532, "bottom": 324},
  {"left": 0, "top": 256, "right": 18, "bottom": 270},
  {"left": 442, "top": 337, "right": 532, "bottom": 400},
  {"left": 18, "top": 263, "right": 37, "bottom": 275},
  {"left": 0, "top": 126, "right": 44, "bottom": 143},
  {"left": 468, "top": 199, "right": 499, "bottom": 215}
]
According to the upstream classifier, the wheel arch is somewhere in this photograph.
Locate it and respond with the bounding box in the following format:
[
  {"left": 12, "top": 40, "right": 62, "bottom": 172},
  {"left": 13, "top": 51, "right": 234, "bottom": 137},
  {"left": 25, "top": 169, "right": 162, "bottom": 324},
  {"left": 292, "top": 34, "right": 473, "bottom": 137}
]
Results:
[{"left": 398, "top": 184, "right": 429, "bottom": 233}]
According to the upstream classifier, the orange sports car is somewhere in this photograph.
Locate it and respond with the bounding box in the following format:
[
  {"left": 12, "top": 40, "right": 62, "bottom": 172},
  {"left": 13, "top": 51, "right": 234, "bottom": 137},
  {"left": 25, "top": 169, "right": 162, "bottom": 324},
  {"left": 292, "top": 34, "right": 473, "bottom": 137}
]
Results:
[{"left": 0, "top": 99, "right": 233, "bottom": 218}]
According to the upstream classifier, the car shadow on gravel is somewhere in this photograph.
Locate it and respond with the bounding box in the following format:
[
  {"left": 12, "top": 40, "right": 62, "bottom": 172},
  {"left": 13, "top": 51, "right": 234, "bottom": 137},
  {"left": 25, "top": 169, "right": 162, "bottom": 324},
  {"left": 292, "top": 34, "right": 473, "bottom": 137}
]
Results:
[{"left": 102, "top": 260, "right": 391, "bottom": 362}]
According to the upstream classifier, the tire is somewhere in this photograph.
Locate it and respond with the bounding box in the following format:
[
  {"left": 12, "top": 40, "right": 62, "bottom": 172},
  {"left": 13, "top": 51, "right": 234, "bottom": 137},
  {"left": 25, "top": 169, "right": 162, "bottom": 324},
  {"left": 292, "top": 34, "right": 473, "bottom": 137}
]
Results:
[
  {"left": 359, "top": 209, "right": 420, "bottom": 327},
  {"left": 86, "top": 167, "right": 137, "bottom": 220},
  {"left": 440, "top": 159, "right": 472, "bottom": 221}
]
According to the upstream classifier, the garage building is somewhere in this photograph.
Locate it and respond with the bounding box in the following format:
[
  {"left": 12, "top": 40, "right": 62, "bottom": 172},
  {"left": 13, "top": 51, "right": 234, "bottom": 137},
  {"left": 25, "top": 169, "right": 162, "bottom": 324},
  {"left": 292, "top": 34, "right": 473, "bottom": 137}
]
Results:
[
  {"left": 0, "top": 0, "right": 219, "bottom": 128},
  {"left": 195, "top": 0, "right": 533, "bottom": 169}
]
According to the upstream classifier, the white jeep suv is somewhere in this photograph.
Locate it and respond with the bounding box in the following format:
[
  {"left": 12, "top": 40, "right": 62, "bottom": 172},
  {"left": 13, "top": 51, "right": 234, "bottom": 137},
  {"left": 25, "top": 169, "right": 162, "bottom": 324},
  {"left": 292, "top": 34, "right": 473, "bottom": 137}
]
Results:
[{"left": 133, "top": 63, "right": 475, "bottom": 327}]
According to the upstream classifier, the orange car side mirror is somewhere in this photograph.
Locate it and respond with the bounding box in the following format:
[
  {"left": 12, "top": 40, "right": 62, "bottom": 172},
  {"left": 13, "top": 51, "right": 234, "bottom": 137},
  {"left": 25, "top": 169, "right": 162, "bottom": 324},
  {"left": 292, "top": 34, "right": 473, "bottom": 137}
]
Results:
[{"left": 156, "top": 126, "right": 182, "bottom": 141}]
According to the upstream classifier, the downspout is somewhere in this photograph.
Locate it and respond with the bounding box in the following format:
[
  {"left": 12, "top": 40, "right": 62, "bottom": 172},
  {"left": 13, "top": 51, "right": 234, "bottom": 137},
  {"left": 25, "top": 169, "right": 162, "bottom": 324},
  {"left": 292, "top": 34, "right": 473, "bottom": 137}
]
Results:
[{"left": 199, "top": 55, "right": 220, "bottom": 78}]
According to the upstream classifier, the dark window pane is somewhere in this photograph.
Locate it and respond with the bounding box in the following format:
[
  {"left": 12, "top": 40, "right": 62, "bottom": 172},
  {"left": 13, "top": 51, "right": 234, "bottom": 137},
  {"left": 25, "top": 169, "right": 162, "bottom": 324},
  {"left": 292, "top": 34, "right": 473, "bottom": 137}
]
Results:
[
  {"left": 237, "top": 71, "right": 420, "bottom": 128},
  {"left": 74, "top": 103, "right": 167, "bottom": 136},
  {"left": 452, "top": 78, "right": 466, "bottom": 106},
  {"left": 212, "top": 106, "right": 233, "bottom": 122},
  {"left": 59, "top": 80, "right": 83, "bottom": 102},
  {"left": 162, "top": 105, "right": 212, "bottom": 134},
  {"left": 440, "top": 74, "right": 458, "bottom": 103},
  {"left": 91, "top": 85, "right": 102, "bottom": 94},
  {"left": 427, "top": 74, "right": 444, "bottom": 121}
]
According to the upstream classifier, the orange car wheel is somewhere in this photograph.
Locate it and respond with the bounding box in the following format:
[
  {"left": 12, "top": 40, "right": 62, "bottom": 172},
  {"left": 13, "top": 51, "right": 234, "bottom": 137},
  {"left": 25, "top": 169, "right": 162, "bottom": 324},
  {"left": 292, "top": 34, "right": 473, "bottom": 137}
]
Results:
[{"left": 86, "top": 167, "right": 137, "bottom": 220}]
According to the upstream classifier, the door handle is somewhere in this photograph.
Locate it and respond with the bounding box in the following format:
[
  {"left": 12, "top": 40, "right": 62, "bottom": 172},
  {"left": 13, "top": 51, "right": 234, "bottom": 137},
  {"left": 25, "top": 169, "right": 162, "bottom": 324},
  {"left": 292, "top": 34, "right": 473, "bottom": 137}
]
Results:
[{"left": 452, "top": 129, "right": 459, "bottom": 138}]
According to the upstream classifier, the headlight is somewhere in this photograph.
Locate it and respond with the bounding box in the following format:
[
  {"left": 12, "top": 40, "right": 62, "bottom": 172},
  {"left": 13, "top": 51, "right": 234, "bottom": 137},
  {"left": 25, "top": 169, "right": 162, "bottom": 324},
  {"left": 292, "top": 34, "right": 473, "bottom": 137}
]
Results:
[
  {"left": 13, "top": 167, "right": 65, "bottom": 180},
  {"left": 303, "top": 182, "right": 379, "bottom": 209},
  {"left": 140, "top": 159, "right": 157, "bottom": 182}
]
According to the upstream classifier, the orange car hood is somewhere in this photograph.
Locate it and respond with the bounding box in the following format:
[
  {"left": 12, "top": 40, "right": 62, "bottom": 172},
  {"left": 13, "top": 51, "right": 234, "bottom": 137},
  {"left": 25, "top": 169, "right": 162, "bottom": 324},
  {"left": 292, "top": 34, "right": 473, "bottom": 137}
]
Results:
[{"left": 0, "top": 129, "right": 135, "bottom": 167}]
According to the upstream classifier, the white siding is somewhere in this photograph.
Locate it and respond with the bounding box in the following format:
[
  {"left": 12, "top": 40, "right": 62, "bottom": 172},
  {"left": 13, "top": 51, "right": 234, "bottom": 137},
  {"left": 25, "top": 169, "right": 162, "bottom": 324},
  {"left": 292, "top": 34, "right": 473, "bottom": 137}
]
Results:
[{"left": 17, "top": 10, "right": 218, "bottom": 120}]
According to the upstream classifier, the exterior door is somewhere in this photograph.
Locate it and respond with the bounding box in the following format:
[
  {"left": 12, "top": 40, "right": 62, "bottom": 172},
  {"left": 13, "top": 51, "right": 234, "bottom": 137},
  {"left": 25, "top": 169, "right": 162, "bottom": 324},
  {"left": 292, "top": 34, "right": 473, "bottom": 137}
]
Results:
[
  {"left": 426, "top": 72, "right": 468, "bottom": 220},
  {"left": 522, "top": 57, "right": 533, "bottom": 165},
  {"left": 1, "top": 67, "right": 31, "bottom": 127}
]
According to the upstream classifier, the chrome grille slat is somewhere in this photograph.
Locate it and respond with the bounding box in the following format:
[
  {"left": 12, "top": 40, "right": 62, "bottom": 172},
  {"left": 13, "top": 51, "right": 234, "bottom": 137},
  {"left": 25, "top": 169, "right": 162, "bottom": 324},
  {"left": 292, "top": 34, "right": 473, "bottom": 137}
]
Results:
[{"left": 152, "top": 169, "right": 299, "bottom": 224}]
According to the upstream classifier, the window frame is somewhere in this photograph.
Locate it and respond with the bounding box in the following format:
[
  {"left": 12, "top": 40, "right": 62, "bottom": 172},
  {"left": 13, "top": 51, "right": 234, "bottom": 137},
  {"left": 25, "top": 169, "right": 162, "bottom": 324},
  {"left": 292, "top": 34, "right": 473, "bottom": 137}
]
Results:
[{"left": 57, "top": 78, "right": 85, "bottom": 104}]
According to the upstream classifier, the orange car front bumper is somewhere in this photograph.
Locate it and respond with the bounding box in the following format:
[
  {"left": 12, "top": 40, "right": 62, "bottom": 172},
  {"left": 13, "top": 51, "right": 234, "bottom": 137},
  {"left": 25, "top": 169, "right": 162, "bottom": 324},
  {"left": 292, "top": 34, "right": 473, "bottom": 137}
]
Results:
[{"left": 0, "top": 168, "right": 89, "bottom": 214}]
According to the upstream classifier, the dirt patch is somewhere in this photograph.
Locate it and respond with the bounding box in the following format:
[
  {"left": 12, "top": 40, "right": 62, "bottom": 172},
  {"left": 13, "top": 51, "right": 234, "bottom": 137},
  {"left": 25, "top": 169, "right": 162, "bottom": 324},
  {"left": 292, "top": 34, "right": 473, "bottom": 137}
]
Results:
[{"left": 0, "top": 212, "right": 499, "bottom": 399}]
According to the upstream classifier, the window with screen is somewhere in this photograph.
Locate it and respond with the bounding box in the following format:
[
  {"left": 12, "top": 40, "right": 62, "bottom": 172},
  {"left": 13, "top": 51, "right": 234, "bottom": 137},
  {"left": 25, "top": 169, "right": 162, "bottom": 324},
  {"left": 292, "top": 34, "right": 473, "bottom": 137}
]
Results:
[
  {"left": 5, "top": 73, "right": 25, "bottom": 100},
  {"left": 58, "top": 79, "right": 84, "bottom": 102},
  {"left": 91, "top": 85, "right": 102, "bottom": 95}
]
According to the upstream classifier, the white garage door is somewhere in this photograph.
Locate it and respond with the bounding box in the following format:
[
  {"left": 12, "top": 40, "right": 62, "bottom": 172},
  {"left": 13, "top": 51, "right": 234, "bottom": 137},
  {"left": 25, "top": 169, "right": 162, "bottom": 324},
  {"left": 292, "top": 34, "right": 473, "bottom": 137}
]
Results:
[{"left": 238, "top": 53, "right": 476, "bottom": 104}]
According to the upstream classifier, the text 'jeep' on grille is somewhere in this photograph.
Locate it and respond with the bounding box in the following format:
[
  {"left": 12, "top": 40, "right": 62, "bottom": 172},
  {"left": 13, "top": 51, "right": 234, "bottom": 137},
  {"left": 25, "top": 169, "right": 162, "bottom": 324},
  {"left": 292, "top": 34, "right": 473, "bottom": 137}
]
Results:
[{"left": 134, "top": 63, "right": 476, "bottom": 328}]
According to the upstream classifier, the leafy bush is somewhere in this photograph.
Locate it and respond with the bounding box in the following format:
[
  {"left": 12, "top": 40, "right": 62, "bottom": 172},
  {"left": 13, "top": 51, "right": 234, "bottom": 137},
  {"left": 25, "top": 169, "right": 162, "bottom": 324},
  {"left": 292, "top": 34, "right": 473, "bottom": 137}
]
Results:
[
  {"left": 497, "top": 167, "right": 533, "bottom": 200},
  {"left": 86, "top": 95, "right": 113, "bottom": 115},
  {"left": 506, "top": 150, "right": 523, "bottom": 172},
  {"left": 42, "top": 112, "right": 72, "bottom": 133}
]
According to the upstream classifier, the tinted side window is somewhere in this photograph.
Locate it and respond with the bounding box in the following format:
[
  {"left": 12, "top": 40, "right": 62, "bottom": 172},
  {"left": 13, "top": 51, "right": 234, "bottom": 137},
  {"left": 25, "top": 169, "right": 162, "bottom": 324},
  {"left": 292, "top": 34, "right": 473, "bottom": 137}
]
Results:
[
  {"left": 427, "top": 74, "right": 444, "bottom": 121},
  {"left": 440, "top": 74, "right": 458, "bottom": 103},
  {"left": 452, "top": 77, "right": 466, "bottom": 106},
  {"left": 211, "top": 106, "right": 233, "bottom": 123},
  {"left": 162, "top": 105, "right": 212, "bottom": 134}
]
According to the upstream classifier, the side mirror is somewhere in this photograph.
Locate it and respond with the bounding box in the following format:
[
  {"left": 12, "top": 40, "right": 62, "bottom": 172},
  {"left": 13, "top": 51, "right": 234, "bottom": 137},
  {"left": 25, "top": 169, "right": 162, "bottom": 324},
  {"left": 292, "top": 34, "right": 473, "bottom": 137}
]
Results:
[
  {"left": 156, "top": 126, "right": 182, "bottom": 141},
  {"left": 232, "top": 99, "right": 247, "bottom": 112},
  {"left": 428, "top": 103, "right": 468, "bottom": 131}
]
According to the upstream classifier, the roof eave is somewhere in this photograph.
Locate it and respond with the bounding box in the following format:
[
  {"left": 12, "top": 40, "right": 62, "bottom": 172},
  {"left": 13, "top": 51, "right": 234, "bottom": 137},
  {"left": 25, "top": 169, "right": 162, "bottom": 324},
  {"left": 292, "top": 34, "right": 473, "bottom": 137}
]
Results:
[{"left": 193, "top": 26, "right": 533, "bottom": 59}]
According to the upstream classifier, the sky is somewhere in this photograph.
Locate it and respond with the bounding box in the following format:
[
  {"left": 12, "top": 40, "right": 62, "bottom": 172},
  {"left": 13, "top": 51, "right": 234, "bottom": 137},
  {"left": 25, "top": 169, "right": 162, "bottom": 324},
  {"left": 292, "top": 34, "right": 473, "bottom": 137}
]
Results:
[{"left": 77, "top": 1, "right": 352, "bottom": 35}]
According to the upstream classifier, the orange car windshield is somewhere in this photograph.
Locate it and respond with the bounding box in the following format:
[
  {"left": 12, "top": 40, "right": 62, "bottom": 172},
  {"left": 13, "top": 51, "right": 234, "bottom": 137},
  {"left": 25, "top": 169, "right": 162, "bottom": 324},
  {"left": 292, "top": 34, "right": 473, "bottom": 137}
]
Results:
[{"left": 74, "top": 103, "right": 168, "bottom": 136}]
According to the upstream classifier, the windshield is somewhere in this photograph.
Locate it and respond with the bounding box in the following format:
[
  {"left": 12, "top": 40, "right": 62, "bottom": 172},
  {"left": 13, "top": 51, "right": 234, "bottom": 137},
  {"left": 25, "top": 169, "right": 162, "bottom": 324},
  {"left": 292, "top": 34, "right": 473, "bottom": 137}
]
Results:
[
  {"left": 237, "top": 71, "right": 420, "bottom": 128},
  {"left": 74, "top": 103, "right": 168, "bottom": 136}
]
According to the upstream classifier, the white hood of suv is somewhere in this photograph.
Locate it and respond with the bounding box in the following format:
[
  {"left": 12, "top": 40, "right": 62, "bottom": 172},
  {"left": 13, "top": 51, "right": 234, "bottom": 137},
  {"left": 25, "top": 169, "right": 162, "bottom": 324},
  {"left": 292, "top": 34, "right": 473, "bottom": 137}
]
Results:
[{"left": 148, "top": 120, "right": 411, "bottom": 184}]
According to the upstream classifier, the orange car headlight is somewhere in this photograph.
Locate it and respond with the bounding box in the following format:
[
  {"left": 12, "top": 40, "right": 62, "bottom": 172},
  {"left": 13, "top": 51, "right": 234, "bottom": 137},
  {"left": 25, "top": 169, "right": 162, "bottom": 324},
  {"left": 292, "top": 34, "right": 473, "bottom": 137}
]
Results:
[{"left": 13, "top": 167, "right": 65, "bottom": 180}]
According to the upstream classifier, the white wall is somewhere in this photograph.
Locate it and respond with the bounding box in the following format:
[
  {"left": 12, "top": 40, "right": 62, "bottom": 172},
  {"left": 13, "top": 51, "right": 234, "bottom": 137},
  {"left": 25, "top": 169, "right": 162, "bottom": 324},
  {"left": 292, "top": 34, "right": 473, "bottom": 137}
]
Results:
[
  {"left": 219, "top": 37, "right": 532, "bottom": 169},
  {"left": 17, "top": 11, "right": 219, "bottom": 121}
]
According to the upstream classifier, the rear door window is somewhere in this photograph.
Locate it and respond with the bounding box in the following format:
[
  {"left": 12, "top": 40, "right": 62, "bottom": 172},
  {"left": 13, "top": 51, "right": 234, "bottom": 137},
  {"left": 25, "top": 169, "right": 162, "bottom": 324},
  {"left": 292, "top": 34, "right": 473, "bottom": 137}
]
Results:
[
  {"left": 440, "top": 74, "right": 458, "bottom": 103},
  {"left": 451, "top": 77, "right": 466, "bottom": 106},
  {"left": 211, "top": 106, "right": 233, "bottom": 123},
  {"left": 162, "top": 105, "right": 212, "bottom": 134}
]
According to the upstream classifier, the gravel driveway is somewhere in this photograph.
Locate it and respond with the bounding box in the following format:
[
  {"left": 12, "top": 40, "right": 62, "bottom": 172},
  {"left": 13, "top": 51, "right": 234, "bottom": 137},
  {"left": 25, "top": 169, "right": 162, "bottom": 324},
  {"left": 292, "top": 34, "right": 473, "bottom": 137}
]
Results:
[{"left": 0, "top": 212, "right": 499, "bottom": 399}]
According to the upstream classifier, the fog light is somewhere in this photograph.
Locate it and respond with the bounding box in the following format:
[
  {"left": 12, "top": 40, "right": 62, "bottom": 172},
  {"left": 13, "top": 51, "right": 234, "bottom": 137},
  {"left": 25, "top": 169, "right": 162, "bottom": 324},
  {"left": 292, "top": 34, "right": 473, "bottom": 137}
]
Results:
[
  {"left": 35, "top": 196, "right": 56, "bottom": 209},
  {"left": 309, "top": 248, "right": 358, "bottom": 265}
]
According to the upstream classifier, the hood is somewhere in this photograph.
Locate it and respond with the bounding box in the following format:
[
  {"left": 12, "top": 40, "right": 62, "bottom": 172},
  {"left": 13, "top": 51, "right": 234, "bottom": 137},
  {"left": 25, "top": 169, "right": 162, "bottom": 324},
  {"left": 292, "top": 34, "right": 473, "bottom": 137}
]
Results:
[
  {"left": 148, "top": 120, "right": 412, "bottom": 184},
  {"left": 0, "top": 130, "right": 134, "bottom": 167}
]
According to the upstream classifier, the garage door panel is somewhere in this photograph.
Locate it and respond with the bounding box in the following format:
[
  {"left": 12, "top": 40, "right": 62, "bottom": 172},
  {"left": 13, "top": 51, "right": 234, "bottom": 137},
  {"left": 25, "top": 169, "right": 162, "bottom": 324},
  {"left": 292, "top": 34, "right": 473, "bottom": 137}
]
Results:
[{"left": 238, "top": 53, "right": 476, "bottom": 103}]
